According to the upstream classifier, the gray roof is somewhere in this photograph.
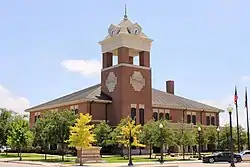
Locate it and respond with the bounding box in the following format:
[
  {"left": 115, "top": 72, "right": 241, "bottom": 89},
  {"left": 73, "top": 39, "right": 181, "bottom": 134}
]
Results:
[{"left": 26, "top": 84, "right": 223, "bottom": 112}]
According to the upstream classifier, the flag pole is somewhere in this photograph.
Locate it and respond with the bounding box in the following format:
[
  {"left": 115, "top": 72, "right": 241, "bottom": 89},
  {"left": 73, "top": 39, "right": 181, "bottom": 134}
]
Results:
[
  {"left": 234, "top": 86, "right": 240, "bottom": 152},
  {"left": 245, "top": 87, "right": 250, "bottom": 150}
]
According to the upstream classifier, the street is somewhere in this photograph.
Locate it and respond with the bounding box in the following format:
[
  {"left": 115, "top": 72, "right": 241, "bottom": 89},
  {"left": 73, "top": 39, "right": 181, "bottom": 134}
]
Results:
[{"left": 0, "top": 162, "right": 250, "bottom": 167}]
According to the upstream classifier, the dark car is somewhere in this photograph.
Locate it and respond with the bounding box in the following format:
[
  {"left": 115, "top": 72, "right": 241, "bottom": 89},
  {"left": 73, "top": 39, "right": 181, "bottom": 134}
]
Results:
[{"left": 202, "top": 152, "right": 242, "bottom": 163}]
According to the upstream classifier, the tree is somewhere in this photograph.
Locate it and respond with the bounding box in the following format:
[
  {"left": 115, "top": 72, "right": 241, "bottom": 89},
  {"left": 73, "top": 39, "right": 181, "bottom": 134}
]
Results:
[
  {"left": 174, "top": 122, "right": 196, "bottom": 160},
  {"left": 140, "top": 120, "right": 175, "bottom": 158},
  {"left": 239, "top": 126, "right": 247, "bottom": 151},
  {"left": 42, "top": 109, "right": 76, "bottom": 161},
  {"left": 32, "top": 116, "right": 52, "bottom": 160},
  {"left": 93, "top": 121, "right": 112, "bottom": 156},
  {"left": 110, "top": 118, "right": 127, "bottom": 157},
  {"left": 0, "top": 108, "right": 13, "bottom": 147},
  {"left": 199, "top": 126, "right": 218, "bottom": 151},
  {"left": 68, "top": 113, "right": 95, "bottom": 166},
  {"left": 7, "top": 115, "right": 33, "bottom": 161},
  {"left": 112, "top": 117, "right": 144, "bottom": 157},
  {"left": 139, "top": 120, "right": 156, "bottom": 158}
]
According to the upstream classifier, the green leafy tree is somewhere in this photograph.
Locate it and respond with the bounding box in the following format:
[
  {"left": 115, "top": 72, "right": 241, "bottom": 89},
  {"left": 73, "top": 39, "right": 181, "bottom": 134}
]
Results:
[
  {"left": 174, "top": 122, "right": 196, "bottom": 160},
  {"left": 93, "top": 121, "right": 112, "bottom": 156},
  {"left": 68, "top": 113, "right": 95, "bottom": 166},
  {"left": 140, "top": 120, "right": 175, "bottom": 158},
  {"left": 7, "top": 115, "right": 33, "bottom": 161},
  {"left": 205, "top": 127, "right": 217, "bottom": 151},
  {"left": 139, "top": 120, "right": 156, "bottom": 158},
  {"left": 39, "top": 109, "right": 76, "bottom": 161},
  {"left": 0, "top": 108, "right": 13, "bottom": 147},
  {"left": 110, "top": 118, "right": 128, "bottom": 157},
  {"left": 32, "top": 116, "right": 52, "bottom": 160}
]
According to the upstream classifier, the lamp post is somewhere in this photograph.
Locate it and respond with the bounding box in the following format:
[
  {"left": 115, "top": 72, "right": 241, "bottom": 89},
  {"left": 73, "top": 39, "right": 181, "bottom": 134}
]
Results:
[
  {"left": 128, "top": 128, "right": 133, "bottom": 166},
  {"left": 159, "top": 123, "right": 164, "bottom": 164},
  {"left": 139, "top": 130, "right": 142, "bottom": 155},
  {"left": 198, "top": 126, "right": 202, "bottom": 160},
  {"left": 217, "top": 127, "right": 220, "bottom": 151},
  {"left": 227, "top": 104, "right": 235, "bottom": 167}
]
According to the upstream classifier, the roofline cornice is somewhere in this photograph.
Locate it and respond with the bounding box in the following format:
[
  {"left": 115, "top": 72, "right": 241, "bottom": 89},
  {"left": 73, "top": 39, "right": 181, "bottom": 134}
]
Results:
[
  {"left": 152, "top": 104, "right": 223, "bottom": 113},
  {"left": 25, "top": 99, "right": 112, "bottom": 112}
]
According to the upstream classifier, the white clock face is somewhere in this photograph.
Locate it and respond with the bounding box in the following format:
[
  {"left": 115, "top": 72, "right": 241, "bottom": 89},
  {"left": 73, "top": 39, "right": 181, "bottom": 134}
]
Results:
[
  {"left": 105, "top": 72, "right": 117, "bottom": 92},
  {"left": 130, "top": 71, "right": 145, "bottom": 92}
]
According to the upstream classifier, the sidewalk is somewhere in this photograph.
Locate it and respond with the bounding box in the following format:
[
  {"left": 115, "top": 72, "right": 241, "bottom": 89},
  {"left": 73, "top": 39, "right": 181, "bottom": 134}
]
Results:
[
  {"left": 0, "top": 157, "right": 201, "bottom": 167},
  {"left": 0, "top": 158, "right": 63, "bottom": 166}
]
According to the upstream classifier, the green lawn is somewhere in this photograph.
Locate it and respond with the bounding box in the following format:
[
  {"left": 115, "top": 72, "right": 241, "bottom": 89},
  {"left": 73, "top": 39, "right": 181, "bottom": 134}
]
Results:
[
  {"left": 102, "top": 156, "right": 195, "bottom": 163},
  {"left": 0, "top": 153, "right": 195, "bottom": 164},
  {"left": 0, "top": 153, "right": 76, "bottom": 164}
]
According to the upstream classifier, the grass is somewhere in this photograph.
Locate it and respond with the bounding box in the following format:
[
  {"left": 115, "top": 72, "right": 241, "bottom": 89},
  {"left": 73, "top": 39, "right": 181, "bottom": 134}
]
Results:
[
  {"left": 0, "top": 153, "right": 76, "bottom": 164},
  {"left": 0, "top": 153, "right": 196, "bottom": 164},
  {"left": 102, "top": 155, "right": 195, "bottom": 163}
]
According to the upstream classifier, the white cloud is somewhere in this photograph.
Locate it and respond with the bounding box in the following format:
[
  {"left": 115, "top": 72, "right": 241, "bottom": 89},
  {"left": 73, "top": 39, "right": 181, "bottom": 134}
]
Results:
[
  {"left": 0, "top": 84, "right": 30, "bottom": 114},
  {"left": 198, "top": 95, "right": 249, "bottom": 129},
  {"left": 241, "top": 76, "right": 250, "bottom": 83},
  {"left": 61, "top": 59, "right": 101, "bottom": 77}
]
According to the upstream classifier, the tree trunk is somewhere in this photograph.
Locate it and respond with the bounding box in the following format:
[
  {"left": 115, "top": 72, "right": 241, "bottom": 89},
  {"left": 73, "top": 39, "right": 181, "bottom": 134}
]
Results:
[
  {"left": 61, "top": 143, "right": 64, "bottom": 161},
  {"left": 80, "top": 148, "right": 83, "bottom": 166},
  {"left": 182, "top": 145, "right": 185, "bottom": 160},
  {"left": 127, "top": 147, "right": 129, "bottom": 158},
  {"left": 19, "top": 147, "right": 22, "bottom": 161},
  {"left": 149, "top": 144, "right": 152, "bottom": 159},
  {"left": 120, "top": 145, "right": 124, "bottom": 157}
]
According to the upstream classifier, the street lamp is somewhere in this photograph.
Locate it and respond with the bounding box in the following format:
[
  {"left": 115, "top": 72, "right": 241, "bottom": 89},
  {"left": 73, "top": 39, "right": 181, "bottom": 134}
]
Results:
[
  {"left": 227, "top": 104, "right": 235, "bottom": 167},
  {"left": 139, "top": 130, "right": 142, "bottom": 155},
  {"left": 159, "top": 123, "right": 164, "bottom": 164},
  {"left": 128, "top": 128, "right": 134, "bottom": 166},
  {"left": 198, "top": 126, "right": 202, "bottom": 160},
  {"left": 217, "top": 127, "right": 220, "bottom": 151}
]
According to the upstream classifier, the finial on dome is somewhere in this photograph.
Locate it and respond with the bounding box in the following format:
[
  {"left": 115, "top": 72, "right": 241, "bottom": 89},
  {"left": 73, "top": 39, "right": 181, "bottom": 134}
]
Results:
[{"left": 124, "top": 4, "right": 128, "bottom": 20}]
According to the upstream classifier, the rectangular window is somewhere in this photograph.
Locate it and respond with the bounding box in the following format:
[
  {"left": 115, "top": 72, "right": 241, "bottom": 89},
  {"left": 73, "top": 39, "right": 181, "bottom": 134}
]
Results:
[
  {"left": 206, "top": 116, "right": 210, "bottom": 125},
  {"left": 131, "top": 108, "right": 136, "bottom": 122},
  {"left": 187, "top": 115, "right": 191, "bottom": 124},
  {"left": 139, "top": 108, "right": 144, "bottom": 125},
  {"left": 192, "top": 115, "right": 196, "bottom": 125},
  {"left": 211, "top": 116, "right": 215, "bottom": 125},
  {"left": 153, "top": 112, "right": 158, "bottom": 121}
]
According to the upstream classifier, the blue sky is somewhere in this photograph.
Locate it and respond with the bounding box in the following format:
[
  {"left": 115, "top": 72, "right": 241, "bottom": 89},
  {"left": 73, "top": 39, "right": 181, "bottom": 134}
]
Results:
[{"left": 0, "top": 0, "right": 250, "bottom": 126}]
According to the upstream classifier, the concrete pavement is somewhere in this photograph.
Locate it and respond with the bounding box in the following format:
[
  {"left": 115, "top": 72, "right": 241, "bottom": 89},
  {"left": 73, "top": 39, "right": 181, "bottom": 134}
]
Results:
[{"left": 1, "top": 159, "right": 250, "bottom": 167}]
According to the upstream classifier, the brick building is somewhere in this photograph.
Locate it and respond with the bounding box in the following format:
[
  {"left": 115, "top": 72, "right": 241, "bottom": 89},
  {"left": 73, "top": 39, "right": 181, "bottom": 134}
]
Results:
[{"left": 26, "top": 14, "right": 223, "bottom": 130}]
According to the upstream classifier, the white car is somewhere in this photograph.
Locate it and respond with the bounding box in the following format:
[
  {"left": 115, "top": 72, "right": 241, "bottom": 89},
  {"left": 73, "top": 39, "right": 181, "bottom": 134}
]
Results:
[
  {"left": 240, "top": 150, "right": 250, "bottom": 161},
  {"left": 0, "top": 147, "right": 4, "bottom": 153},
  {"left": 0, "top": 146, "right": 11, "bottom": 153}
]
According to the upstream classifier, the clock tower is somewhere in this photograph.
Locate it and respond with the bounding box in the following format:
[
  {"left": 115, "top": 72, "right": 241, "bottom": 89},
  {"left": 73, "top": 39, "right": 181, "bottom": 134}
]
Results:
[{"left": 99, "top": 12, "right": 153, "bottom": 126}]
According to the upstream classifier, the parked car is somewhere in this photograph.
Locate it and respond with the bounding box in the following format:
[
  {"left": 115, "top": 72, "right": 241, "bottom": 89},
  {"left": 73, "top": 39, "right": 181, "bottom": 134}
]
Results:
[
  {"left": 0, "top": 146, "right": 11, "bottom": 153},
  {"left": 202, "top": 152, "right": 242, "bottom": 163},
  {"left": 240, "top": 150, "right": 250, "bottom": 161}
]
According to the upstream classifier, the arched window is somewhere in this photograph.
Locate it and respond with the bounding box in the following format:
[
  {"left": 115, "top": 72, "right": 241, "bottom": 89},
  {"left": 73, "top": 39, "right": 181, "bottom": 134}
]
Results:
[
  {"left": 187, "top": 115, "right": 191, "bottom": 124},
  {"left": 139, "top": 108, "right": 144, "bottom": 125},
  {"left": 165, "top": 113, "right": 170, "bottom": 120},
  {"left": 153, "top": 112, "right": 158, "bottom": 121},
  {"left": 206, "top": 116, "right": 210, "bottom": 125},
  {"left": 192, "top": 115, "right": 196, "bottom": 125},
  {"left": 159, "top": 113, "right": 164, "bottom": 120},
  {"left": 211, "top": 116, "right": 215, "bottom": 125},
  {"left": 131, "top": 108, "right": 136, "bottom": 122}
]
